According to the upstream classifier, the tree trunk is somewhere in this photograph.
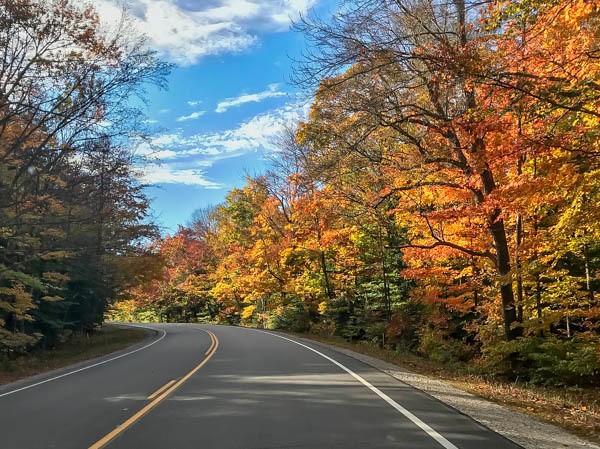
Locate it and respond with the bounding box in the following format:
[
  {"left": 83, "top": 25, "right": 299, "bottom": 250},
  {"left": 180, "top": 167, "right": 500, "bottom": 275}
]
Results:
[
  {"left": 515, "top": 155, "right": 525, "bottom": 323},
  {"left": 533, "top": 214, "right": 544, "bottom": 336},
  {"left": 319, "top": 250, "right": 334, "bottom": 300},
  {"left": 480, "top": 167, "right": 520, "bottom": 340},
  {"left": 489, "top": 218, "right": 520, "bottom": 340},
  {"left": 535, "top": 273, "right": 543, "bottom": 336},
  {"left": 584, "top": 244, "right": 594, "bottom": 304},
  {"left": 378, "top": 225, "right": 391, "bottom": 319},
  {"left": 515, "top": 213, "right": 524, "bottom": 323}
]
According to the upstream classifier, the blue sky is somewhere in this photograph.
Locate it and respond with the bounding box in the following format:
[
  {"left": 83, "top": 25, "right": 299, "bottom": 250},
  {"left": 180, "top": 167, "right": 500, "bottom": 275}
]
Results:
[{"left": 96, "top": 0, "right": 335, "bottom": 233}]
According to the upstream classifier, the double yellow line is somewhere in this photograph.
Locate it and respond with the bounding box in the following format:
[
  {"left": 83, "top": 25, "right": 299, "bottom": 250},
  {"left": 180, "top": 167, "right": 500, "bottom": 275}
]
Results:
[
  {"left": 89, "top": 329, "right": 218, "bottom": 449},
  {"left": 204, "top": 330, "right": 217, "bottom": 355}
]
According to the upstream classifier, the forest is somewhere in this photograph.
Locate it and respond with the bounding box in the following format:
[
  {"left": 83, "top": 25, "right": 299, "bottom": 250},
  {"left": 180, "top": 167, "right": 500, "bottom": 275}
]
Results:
[
  {"left": 111, "top": 0, "right": 600, "bottom": 387},
  {"left": 0, "top": 0, "right": 168, "bottom": 353},
  {"left": 2, "top": 0, "right": 598, "bottom": 388}
]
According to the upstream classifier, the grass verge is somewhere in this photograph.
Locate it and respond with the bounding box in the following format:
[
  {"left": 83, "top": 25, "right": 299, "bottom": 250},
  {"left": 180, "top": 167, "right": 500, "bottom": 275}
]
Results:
[
  {"left": 0, "top": 324, "right": 149, "bottom": 386},
  {"left": 291, "top": 332, "right": 600, "bottom": 445}
]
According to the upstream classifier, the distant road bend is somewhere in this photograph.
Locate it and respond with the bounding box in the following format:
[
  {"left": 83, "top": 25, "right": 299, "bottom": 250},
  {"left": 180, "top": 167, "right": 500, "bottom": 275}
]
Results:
[{"left": 0, "top": 324, "right": 521, "bottom": 449}]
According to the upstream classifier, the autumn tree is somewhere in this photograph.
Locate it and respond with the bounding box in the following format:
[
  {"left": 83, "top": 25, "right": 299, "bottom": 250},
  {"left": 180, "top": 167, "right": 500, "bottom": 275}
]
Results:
[
  {"left": 294, "top": 0, "right": 550, "bottom": 340},
  {"left": 110, "top": 0, "right": 599, "bottom": 386}
]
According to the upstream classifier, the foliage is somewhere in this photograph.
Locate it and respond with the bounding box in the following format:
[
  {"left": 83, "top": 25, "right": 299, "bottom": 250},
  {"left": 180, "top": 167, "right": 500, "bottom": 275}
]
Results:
[
  {"left": 482, "top": 337, "right": 600, "bottom": 387},
  {"left": 0, "top": 0, "right": 168, "bottom": 353},
  {"left": 114, "top": 0, "right": 600, "bottom": 387},
  {"left": 418, "top": 331, "right": 471, "bottom": 365},
  {"left": 267, "top": 298, "right": 310, "bottom": 332}
]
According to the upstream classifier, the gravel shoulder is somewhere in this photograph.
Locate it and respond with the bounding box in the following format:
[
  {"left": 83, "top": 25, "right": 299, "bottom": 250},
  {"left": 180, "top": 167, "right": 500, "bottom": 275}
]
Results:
[{"left": 286, "top": 333, "right": 599, "bottom": 449}]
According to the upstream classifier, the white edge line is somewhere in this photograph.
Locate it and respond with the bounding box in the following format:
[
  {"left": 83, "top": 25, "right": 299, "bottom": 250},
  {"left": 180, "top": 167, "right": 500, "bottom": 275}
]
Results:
[
  {"left": 259, "top": 331, "right": 459, "bottom": 449},
  {"left": 0, "top": 324, "right": 167, "bottom": 399}
]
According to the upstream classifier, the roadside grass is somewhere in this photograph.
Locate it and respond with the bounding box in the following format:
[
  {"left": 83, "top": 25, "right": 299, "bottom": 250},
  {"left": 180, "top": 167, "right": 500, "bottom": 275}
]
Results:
[
  {"left": 290, "top": 332, "right": 600, "bottom": 445},
  {"left": 0, "top": 324, "right": 149, "bottom": 386}
]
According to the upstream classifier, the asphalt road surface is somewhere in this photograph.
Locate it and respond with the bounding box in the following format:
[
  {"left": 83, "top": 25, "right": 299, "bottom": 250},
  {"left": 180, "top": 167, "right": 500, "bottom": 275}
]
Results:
[{"left": 0, "top": 324, "right": 522, "bottom": 449}]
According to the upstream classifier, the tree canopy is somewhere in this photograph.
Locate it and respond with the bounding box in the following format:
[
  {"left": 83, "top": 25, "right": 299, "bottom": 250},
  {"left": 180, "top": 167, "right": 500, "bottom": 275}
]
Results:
[{"left": 111, "top": 0, "right": 599, "bottom": 387}]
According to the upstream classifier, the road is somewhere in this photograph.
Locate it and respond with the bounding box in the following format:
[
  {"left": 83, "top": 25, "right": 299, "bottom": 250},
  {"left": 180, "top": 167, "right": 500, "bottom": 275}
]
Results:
[{"left": 0, "top": 324, "right": 521, "bottom": 449}]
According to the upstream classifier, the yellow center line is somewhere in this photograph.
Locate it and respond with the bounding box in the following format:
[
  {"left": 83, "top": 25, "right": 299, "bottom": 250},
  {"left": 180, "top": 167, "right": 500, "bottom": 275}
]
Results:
[
  {"left": 88, "top": 329, "right": 219, "bottom": 449},
  {"left": 146, "top": 380, "right": 176, "bottom": 400},
  {"left": 205, "top": 331, "right": 216, "bottom": 355}
]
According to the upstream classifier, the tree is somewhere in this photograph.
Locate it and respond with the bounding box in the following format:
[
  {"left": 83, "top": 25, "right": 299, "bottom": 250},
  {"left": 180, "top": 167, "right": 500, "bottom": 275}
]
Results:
[{"left": 0, "top": 0, "right": 169, "bottom": 351}]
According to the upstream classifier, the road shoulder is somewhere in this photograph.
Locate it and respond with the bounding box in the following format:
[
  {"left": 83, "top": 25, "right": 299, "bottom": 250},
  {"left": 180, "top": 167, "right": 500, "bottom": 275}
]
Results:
[{"left": 282, "top": 333, "right": 599, "bottom": 449}]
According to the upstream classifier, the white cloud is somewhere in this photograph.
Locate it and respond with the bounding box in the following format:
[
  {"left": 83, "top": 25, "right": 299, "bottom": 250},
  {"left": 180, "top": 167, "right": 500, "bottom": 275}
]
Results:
[
  {"left": 95, "top": 0, "right": 317, "bottom": 65},
  {"left": 231, "top": 100, "right": 311, "bottom": 149},
  {"left": 181, "top": 147, "right": 222, "bottom": 156},
  {"left": 135, "top": 100, "right": 310, "bottom": 186},
  {"left": 215, "top": 83, "right": 287, "bottom": 113},
  {"left": 141, "top": 164, "right": 224, "bottom": 188},
  {"left": 166, "top": 100, "right": 309, "bottom": 156},
  {"left": 176, "top": 110, "right": 206, "bottom": 122},
  {"left": 187, "top": 100, "right": 202, "bottom": 107},
  {"left": 134, "top": 148, "right": 179, "bottom": 160},
  {"left": 149, "top": 133, "right": 184, "bottom": 146}
]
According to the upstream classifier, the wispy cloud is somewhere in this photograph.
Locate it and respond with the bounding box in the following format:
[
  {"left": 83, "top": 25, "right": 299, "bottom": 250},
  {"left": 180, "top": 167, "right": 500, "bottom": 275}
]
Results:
[
  {"left": 136, "top": 100, "right": 311, "bottom": 187},
  {"left": 176, "top": 111, "right": 206, "bottom": 122},
  {"left": 96, "top": 0, "right": 317, "bottom": 65},
  {"left": 187, "top": 100, "right": 202, "bottom": 107},
  {"left": 215, "top": 84, "right": 287, "bottom": 113},
  {"left": 138, "top": 102, "right": 310, "bottom": 168},
  {"left": 141, "top": 164, "right": 224, "bottom": 188}
]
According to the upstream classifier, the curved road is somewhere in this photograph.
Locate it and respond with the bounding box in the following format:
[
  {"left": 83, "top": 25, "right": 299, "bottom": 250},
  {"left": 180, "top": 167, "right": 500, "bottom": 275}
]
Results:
[{"left": 0, "top": 324, "right": 520, "bottom": 449}]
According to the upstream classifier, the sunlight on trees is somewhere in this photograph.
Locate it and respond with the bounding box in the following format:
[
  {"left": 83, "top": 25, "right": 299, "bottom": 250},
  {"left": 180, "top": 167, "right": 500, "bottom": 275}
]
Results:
[{"left": 110, "top": 0, "right": 599, "bottom": 386}]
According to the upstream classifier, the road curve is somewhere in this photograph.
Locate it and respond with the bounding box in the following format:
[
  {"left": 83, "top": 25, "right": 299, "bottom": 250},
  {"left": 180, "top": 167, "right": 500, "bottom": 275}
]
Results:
[{"left": 0, "top": 324, "right": 521, "bottom": 449}]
